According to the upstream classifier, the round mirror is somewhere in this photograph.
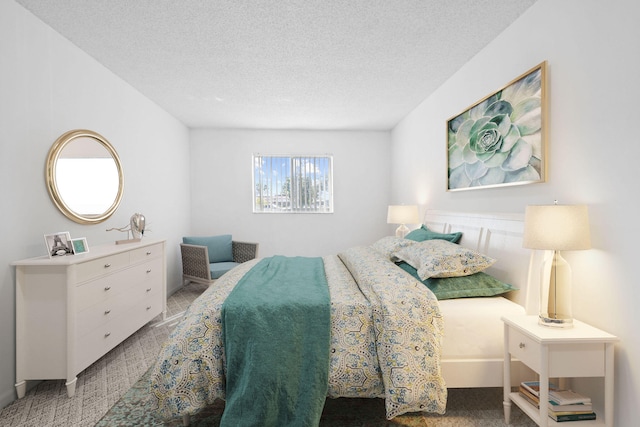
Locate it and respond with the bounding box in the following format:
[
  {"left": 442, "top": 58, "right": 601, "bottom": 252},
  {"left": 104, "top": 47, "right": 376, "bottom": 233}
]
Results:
[{"left": 46, "top": 129, "right": 124, "bottom": 224}]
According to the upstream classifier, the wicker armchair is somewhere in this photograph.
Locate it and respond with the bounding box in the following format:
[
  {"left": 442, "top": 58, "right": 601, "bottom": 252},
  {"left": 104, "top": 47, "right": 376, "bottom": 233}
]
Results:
[{"left": 181, "top": 240, "right": 259, "bottom": 286}]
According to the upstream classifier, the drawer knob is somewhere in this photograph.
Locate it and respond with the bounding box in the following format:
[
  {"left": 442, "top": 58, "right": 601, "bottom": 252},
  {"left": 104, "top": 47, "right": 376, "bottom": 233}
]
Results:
[
  {"left": 104, "top": 286, "right": 111, "bottom": 291},
  {"left": 146, "top": 251, "right": 152, "bottom": 255},
  {"left": 146, "top": 306, "right": 152, "bottom": 310},
  {"left": 519, "top": 342, "right": 526, "bottom": 349},
  {"left": 104, "top": 310, "right": 111, "bottom": 315},
  {"left": 104, "top": 263, "right": 111, "bottom": 268},
  {"left": 146, "top": 269, "right": 152, "bottom": 273},
  {"left": 104, "top": 332, "right": 111, "bottom": 338},
  {"left": 146, "top": 288, "right": 152, "bottom": 292}
]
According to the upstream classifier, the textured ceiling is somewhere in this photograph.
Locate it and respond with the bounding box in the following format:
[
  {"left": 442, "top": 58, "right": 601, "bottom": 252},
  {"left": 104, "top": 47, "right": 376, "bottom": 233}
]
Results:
[{"left": 15, "top": 0, "right": 537, "bottom": 130}]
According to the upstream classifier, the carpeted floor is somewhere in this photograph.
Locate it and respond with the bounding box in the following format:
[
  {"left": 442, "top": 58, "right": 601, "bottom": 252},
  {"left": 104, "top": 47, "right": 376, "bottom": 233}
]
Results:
[
  {"left": 1, "top": 280, "right": 537, "bottom": 426},
  {"left": 97, "top": 368, "right": 537, "bottom": 426},
  {"left": 0, "top": 282, "right": 208, "bottom": 427}
]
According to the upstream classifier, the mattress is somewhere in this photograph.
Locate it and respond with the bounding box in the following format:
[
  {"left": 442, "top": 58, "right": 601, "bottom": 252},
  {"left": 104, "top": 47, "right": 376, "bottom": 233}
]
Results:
[{"left": 438, "top": 296, "right": 525, "bottom": 359}]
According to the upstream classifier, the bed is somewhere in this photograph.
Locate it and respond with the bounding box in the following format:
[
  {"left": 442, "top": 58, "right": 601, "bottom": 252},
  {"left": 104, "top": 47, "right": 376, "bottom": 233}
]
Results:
[{"left": 149, "top": 210, "right": 540, "bottom": 425}]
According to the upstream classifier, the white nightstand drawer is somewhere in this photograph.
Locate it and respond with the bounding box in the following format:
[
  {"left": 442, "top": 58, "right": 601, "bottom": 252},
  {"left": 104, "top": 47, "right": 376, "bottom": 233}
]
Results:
[
  {"left": 548, "top": 343, "right": 605, "bottom": 377},
  {"left": 508, "top": 328, "right": 540, "bottom": 371}
]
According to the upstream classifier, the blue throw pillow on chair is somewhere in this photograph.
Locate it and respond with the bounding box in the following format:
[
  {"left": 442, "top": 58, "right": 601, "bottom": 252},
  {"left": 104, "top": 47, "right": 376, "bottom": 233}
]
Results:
[{"left": 183, "top": 235, "right": 234, "bottom": 263}]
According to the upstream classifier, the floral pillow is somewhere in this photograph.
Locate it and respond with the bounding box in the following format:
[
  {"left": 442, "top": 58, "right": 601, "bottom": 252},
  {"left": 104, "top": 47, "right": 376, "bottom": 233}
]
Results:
[
  {"left": 370, "top": 236, "right": 416, "bottom": 261},
  {"left": 392, "top": 239, "right": 495, "bottom": 280}
]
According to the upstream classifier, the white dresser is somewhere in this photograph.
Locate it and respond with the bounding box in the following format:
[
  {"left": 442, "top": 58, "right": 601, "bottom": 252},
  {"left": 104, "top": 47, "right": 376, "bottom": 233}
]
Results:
[{"left": 13, "top": 239, "right": 166, "bottom": 398}]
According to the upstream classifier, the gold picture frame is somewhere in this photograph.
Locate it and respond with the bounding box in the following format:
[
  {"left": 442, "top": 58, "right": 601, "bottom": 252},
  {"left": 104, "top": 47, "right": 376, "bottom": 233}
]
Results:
[{"left": 447, "top": 61, "right": 547, "bottom": 191}]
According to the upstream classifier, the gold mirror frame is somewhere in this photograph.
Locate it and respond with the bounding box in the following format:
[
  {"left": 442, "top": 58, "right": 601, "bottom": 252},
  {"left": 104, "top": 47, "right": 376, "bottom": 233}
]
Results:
[{"left": 46, "top": 129, "right": 124, "bottom": 224}]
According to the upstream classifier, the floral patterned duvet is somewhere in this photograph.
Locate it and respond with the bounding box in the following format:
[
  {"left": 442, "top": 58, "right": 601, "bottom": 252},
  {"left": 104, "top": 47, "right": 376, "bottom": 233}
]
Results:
[{"left": 149, "top": 245, "right": 446, "bottom": 421}]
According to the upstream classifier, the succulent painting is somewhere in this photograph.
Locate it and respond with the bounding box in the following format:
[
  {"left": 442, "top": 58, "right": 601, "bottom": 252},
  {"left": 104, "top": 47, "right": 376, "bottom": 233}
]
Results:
[{"left": 448, "top": 64, "right": 544, "bottom": 190}]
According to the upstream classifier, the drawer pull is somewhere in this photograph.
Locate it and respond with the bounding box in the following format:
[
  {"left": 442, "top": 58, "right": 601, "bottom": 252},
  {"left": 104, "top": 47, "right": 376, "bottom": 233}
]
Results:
[
  {"left": 104, "top": 286, "right": 111, "bottom": 291},
  {"left": 146, "top": 269, "right": 152, "bottom": 273},
  {"left": 146, "top": 306, "right": 152, "bottom": 310},
  {"left": 104, "top": 310, "right": 111, "bottom": 315},
  {"left": 146, "top": 288, "right": 152, "bottom": 292},
  {"left": 104, "top": 263, "right": 111, "bottom": 268},
  {"left": 519, "top": 342, "right": 526, "bottom": 349},
  {"left": 104, "top": 332, "right": 111, "bottom": 338},
  {"left": 146, "top": 251, "right": 152, "bottom": 256}
]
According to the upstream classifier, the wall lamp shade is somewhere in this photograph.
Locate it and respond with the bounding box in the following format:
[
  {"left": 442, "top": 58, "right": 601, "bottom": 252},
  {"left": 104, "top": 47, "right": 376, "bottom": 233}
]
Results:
[
  {"left": 523, "top": 204, "right": 591, "bottom": 328},
  {"left": 387, "top": 205, "right": 419, "bottom": 238}
]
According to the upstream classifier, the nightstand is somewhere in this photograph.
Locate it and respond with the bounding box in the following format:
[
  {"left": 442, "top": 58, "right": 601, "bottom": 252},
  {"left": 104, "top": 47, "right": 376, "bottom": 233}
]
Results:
[{"left": 502, "top": 315, "right": 618, "bottom": 426}]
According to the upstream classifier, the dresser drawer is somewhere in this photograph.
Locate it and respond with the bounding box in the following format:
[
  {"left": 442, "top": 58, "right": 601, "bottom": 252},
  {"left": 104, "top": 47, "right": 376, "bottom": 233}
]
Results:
[
  {"left": 75, "top": 268, "right": 137, "bottom": 312},
  {"left": 75, "top": 251, "right": 130, "bottom": 283},
  {"left": 508, "top": 328, "right": 540, "bottom": 372},
  {"left": 76, "top": 290, "right": 137, "bottom": 337},
  {"left": 130, "top": 243, "right": 163, "bottom": 263},
  {"left": 75, "top": 258, "right": 163, "bottom": 312}
]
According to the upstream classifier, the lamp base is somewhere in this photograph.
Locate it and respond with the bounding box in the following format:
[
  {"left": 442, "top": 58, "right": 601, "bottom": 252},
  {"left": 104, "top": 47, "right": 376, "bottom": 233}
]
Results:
[
  {"left": 538, "top": 250, "right": 574, "bottom": 328},
  {"left": 395, "top": 224, "right": 410, "bottom": 238},
  {"left": 539, "top": 314, "right": 573, "bottom": 328}
]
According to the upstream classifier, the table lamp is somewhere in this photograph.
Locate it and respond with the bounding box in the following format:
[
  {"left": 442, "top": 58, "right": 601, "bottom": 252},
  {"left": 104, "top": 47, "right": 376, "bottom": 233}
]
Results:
[
  {"left": 387, "top": 205, "right": 419, "bottom": 238},
  {"left": 523, "top": 203, "right": 591, "bottom": 328}
]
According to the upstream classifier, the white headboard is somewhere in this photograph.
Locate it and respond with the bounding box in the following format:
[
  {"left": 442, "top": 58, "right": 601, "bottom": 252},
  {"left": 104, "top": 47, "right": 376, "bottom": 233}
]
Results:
[{"left": 423, "top": 210, "right": 543, "bottom": 315}]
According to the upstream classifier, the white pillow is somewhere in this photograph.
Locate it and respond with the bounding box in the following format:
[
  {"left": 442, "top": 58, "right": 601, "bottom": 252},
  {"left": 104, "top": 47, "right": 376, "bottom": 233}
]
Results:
[
  {"left": 393, "top": 239, "right": 496, "bottom": 280},
  {"left": 371, "top": 236, "right": 415, "bottom": 261}
]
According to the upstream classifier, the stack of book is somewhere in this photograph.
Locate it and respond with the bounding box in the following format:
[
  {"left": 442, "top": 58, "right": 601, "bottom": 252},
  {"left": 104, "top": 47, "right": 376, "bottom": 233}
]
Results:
[{"left": 519, "top": 381, "right": 596, "bottom": 422}]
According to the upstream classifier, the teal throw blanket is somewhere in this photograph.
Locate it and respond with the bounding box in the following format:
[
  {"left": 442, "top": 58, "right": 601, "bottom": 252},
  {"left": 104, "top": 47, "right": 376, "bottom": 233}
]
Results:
[{"left": 221, "top": 256, "right": 331, "bottom": 427}]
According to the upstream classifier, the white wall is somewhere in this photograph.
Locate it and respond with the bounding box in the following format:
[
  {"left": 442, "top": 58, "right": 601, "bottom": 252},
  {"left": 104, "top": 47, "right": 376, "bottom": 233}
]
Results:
[
  {"left": 189, "top": 129, "right": 392, "bottom": 257},
  {"left": 0, "top": 0, "right": 191, "bottom": 409},
  {"left": 391, "top": 0, "right": 640, "bottom": 424}
]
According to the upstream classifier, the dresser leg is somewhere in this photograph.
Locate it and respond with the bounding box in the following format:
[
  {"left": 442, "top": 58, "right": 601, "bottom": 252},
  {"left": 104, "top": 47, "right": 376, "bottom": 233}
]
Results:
[
  {"left": 15, "top": 381, "right": 26, "bottom": 399},
  {"left": 65, "top": 377, "right": 77, "bottom": 397}
]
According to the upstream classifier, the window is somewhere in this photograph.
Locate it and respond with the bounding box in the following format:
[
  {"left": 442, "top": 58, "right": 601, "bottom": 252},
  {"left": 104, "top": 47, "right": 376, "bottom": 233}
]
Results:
[{"left": 253, "top": 154, "right": 333, "bottom": 213}]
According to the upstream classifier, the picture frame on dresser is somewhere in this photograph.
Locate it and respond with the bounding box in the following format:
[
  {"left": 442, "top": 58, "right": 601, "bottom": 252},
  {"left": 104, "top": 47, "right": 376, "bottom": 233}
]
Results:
[
  {"left": 44, "top": 232, "right": 74, "bottom": 257},
  {"left": 71, "top": 237, "right": 89, "bottom": 254}
]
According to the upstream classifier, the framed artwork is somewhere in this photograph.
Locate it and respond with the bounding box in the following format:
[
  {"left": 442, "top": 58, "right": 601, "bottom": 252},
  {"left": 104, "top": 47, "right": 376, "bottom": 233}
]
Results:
[
  {"left": 72, "top": 237, "right": 89, "bottom": 254},
  {"left": 447, "top": 61, "right": 547, "bottom": 191},
  {"left": 44, "top": 232, "right": 75, "bottom": 258}
]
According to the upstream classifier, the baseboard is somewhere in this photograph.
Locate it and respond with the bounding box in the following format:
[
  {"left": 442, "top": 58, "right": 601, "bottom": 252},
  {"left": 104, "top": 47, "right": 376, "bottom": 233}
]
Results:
[{"left": 0, "top": 386, "right": 16, "bottom": 411}]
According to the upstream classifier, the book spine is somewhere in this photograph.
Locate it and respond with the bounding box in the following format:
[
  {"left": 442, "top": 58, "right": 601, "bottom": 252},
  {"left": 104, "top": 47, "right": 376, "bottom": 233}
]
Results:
[{"left": 552, "top": 413, "right": 597, "bottom": 422}]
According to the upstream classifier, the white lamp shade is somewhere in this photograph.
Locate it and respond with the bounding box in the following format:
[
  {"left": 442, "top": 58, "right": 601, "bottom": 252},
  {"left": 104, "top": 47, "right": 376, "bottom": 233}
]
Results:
[
  {"left": 523, "top": 205, "right": 591, "bottom": 251},
  {"left": 387, "top": 205, "right": 419, "bottom": 225}
]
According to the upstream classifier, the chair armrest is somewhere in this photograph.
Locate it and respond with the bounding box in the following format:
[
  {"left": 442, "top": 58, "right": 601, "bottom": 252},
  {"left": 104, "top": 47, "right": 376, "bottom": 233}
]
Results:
[
  {"left": 232, "top": 241, "right": 259, "bottom": 263},
  {"left": 180, "top": 243, "right": 212, "bottom": 282}
]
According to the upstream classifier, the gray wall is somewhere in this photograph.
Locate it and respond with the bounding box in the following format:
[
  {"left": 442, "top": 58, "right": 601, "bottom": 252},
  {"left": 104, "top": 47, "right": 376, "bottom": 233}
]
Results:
[
  {"left": 189, "top": 129, "right": 392, "bottom": 257},
  {"left": 0, "top": 1, "right": 191, "bottom": 408},
  {"left": 391, "top": 1, "right": 640, "bottom": 424}
]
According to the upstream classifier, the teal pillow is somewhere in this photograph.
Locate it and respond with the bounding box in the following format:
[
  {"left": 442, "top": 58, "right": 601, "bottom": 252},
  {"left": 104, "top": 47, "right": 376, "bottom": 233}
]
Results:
[
  {"left": 405, "top": 225, "right": 462, "bottom": 243},
  {"left": 396, "top": 262, "right": 516, "bottom": 300},
  {"left": 183, "top": 235, "right": 233, "bottom": 263}
]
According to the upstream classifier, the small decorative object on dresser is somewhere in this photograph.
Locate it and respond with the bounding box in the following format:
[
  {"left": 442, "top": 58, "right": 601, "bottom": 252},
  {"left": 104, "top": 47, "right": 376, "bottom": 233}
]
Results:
[
  {"left": 13, "top": 239, "right": 166, "bottom": 398},
  {"left": 106, "top": 212, "right": 146, "bottom": 244},
  {"left": 44, "top": 232, "right": 74, "bottom": 257},
  {"left": 71, "top": 237, "right": 89, "bottom": 254}
]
